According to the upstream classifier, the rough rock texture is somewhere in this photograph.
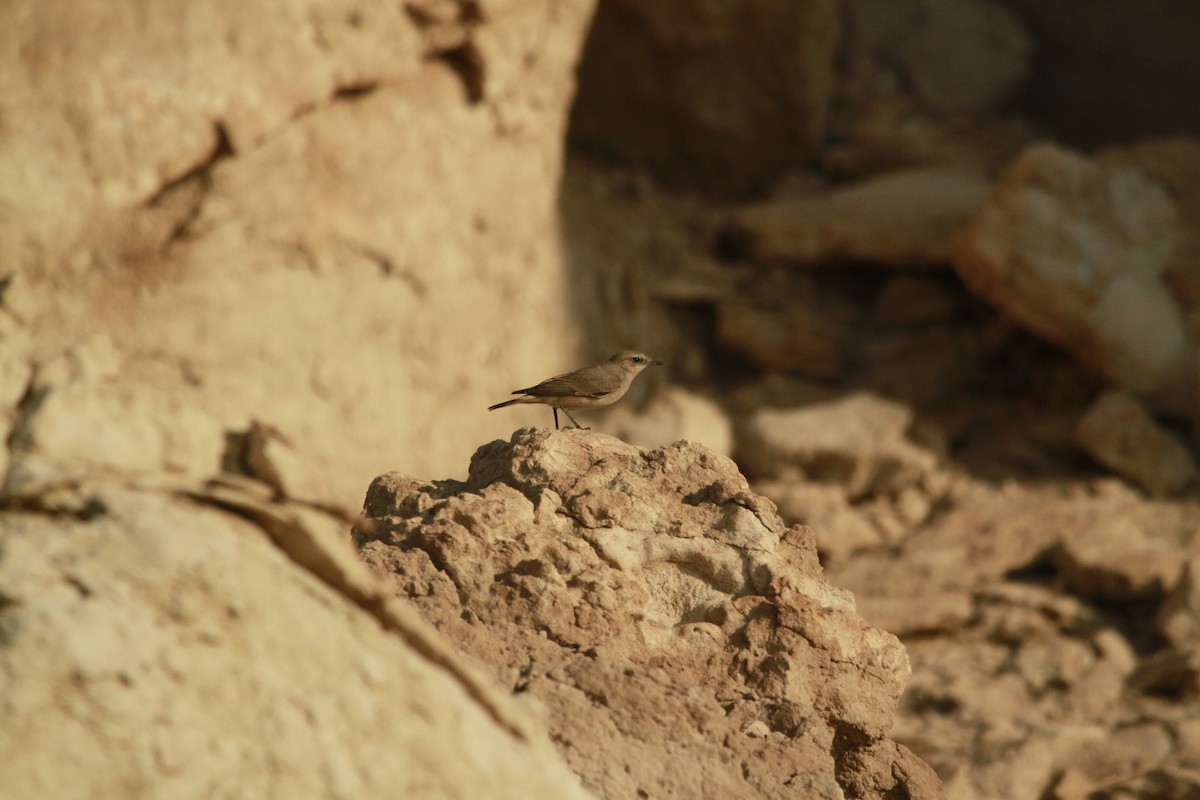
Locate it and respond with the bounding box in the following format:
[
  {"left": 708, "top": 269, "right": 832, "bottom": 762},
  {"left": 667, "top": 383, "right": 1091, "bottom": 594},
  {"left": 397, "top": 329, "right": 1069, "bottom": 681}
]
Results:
[
  {"left": 951, "top": 143, "right": 1195, "bottom": 414},
  {"left": 0, "top": 484, "right": 593, "bottom": 800},
  {"left": 813, "top": 466, "right": 1200, "bottom": 800},
  {"left": 355, "top": 429, "right": 944, "bottom": 799},
  {"left": 0, "top": 0, "right": 598, "bottom": 508},
  {"left": 724, "top": 370, "right": 1200, "bottom": 799}
]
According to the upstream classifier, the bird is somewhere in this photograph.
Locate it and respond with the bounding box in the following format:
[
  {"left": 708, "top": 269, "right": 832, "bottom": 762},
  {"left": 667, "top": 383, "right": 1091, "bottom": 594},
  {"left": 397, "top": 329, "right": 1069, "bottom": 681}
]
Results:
[{"left": 488, "top": 350, "right": 664, "bottom": 430}]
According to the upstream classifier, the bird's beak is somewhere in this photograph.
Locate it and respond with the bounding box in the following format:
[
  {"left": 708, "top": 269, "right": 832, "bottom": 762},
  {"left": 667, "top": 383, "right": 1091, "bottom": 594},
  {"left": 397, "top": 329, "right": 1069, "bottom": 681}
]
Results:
[{"left": 649, "top": 359, "right": 665, "bottom": 366}]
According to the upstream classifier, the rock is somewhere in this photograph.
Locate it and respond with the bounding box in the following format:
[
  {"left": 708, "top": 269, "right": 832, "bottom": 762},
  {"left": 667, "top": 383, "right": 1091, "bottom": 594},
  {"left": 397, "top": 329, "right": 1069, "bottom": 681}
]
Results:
[
  {"left": 1157, "top": 555, "right": 1200, "bottom": 648},
  {"left": 1050, "top": 516, "right": 1182, "bottom": 601},
  {"left": 1061, "top": 722, "right": 1174, "bottom": 785},
  {"left": 753, "top": 479, "right": 883, "bottom": 563},
  {"left": 854, "top": 591, "right": 974, "bottom": 638},
  {"left": 3, "top": 372, "right": 226, "bottom": 498},
  {"left": 1101, "top": 139, "right": 1200, "bottom": 309},
  {"left": 0, "top": 0, "right": 598, "bottom": 506},
  {"left": 736, "top": 392, "right": 938, "bottom": 498},
  {"left": 1129, "top": 646, "right": 1200, "bottom": 697},
  {"left": 894, "top": 0, "right": 1032, "bottom": 116},
  {"left": 951, "top": 143, "right": 1195, "bottom": 413},
  {"left": 824, "top": 0, "right": 1036, "bottom": 178},
  {"left": 570, "top": 0, "right": 841, "bottom": 197},
  {"left": 597, "top": 386, "right": 733, "bottom": 457},
  {"left": 874, "top": 274, "right": 965, "bottom": 327},
  {"left": 1075, "top": 390, "right": 1199, "bottom": 496},
  {"left": 713, "top": 270, "right": 857, "bottom": 378},
  {"left": 826, "top": 473, "right": 1200, "bottom": 800},
  {"left": 0, "top": 487, "right": 591, "bottom": 800},
  {"left": 720, "top": 167, "right": 990, "bottom": 267},
  {"left": 356, "top": 429, "right": 943, "bottom": 799}
]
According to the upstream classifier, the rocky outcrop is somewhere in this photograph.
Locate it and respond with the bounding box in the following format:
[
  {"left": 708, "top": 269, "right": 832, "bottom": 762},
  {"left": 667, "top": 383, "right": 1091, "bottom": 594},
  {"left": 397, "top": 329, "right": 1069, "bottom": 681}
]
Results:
[
  {"left": 0, "top": 0, "right": 598, "bottom": 507},
  {"left": 355, "top": 428, "right": 943, "bottom": 799},
  {"left": 0, "top": 483, "right": 592, "bottom": 799},
  {"left": 824, "top": 474, "right": 1200, "bottom": 799}
]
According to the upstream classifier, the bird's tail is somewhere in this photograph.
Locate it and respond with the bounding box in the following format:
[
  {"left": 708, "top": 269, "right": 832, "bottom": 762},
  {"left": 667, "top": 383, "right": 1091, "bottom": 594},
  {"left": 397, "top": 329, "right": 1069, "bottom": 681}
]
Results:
[{"left": 488, "top": 398, "right": 522, "bottom": 411}]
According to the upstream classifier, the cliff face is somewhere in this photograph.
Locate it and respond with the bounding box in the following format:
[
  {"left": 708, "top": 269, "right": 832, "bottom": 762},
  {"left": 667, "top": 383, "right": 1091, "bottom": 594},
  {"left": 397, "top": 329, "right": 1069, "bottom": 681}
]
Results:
[
  {"left": 356, "top": 428, "right": 942, "bottom": 799},
  {"left": 0, "top": 0, "right": 596, "bottom": 505},
  {"left": 0, "top": 484, "right": 595, "bottom": 799}
]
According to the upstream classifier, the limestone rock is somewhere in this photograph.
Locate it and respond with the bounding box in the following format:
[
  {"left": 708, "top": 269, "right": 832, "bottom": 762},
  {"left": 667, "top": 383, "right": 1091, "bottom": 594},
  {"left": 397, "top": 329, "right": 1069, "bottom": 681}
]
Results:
[
  {"left": 0, "top": 0, "right": 598, "bottom": 506},
  {"left": 1075, "top": 390, "right": 1199, "bottom": 496},
  {"left": 0, "top": 488, "right": 592, "bottom": 800},
  {"left": 952, "top": 143, "right": 1195, "bottom": 412},
  {"left": 356, "top": 429, "right": 943, "bottom": 799},
  {"left": 736, "top": 392, "right": 938, "bottom": 498},
  {"left": 825, "top": 475, "right": 1200, "bottom": 800},
  {"left": 1102, "top": 138, "right": 1200, "bottom": 346},
  {"left": 722, "top": 167, "right": 990, "bottom": 267}
]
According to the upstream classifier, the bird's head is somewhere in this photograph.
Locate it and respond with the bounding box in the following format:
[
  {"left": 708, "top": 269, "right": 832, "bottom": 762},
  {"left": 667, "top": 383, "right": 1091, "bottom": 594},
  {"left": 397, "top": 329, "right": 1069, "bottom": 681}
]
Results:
[{"left": 610, "top": 350, "right": 665, "bottom": 374}]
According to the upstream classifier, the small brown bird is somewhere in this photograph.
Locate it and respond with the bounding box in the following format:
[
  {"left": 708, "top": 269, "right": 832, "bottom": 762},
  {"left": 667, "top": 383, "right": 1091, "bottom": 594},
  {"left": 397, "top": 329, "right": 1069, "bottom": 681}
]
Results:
[{"left": 488, "top": 350, "right": 664, "bottom": 430}]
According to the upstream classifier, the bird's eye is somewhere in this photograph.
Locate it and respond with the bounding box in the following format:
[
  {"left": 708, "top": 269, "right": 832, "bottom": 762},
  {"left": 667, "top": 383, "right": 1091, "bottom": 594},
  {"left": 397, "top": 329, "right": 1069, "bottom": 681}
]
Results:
[{"left": 632, "top": 356, "right": 643, "bottom": 364}]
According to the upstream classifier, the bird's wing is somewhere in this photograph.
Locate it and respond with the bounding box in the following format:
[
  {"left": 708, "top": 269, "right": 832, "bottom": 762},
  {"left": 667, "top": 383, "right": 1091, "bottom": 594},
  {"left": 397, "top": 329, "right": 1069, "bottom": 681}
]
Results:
[{"left": 516, "top": 368, "right": 621, "bottom": 399}]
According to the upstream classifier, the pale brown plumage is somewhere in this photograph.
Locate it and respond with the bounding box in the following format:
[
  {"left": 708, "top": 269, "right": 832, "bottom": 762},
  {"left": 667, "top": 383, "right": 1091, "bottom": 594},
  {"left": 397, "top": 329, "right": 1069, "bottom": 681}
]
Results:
[{"left": 488, "top": 350, "right": 664, "bottom": 429}]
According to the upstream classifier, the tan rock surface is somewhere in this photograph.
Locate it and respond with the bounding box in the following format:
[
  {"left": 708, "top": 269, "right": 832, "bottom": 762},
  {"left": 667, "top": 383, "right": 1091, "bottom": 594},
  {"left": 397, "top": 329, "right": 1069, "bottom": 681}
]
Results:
[
  {"left": 722, "top": 168, "right": 991, "bottom": 268},
  {"left": 952, "top": 143, "right": 1195, "bottom": 413},
  {"left": 0, "top": 0, "right": 598, "bottom": 508},
  {"left": 0, "top": 486, "right": 592, "bottom": 800},
  {"left": 736, "top": 392, "right": 939, "bottom": 499},
  {"left": 827, "top": 474, "right": 1200, "bottom": 800},
  {"left": 1075, "top": 390, "right": 1199, "bottom": 496},
  {"left": 356, "top": 429, "right": 944, "bottom": 799}
]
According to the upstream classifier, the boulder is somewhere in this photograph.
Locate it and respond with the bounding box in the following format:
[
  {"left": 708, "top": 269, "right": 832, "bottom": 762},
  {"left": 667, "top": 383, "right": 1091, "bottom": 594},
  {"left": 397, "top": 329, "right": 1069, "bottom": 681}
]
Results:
[
  {"left": 1075, "top": 390, "right": 1198, "bottom": 496},
  {"left": 736, "top": 392, "right": 938, "bottom": 498},
  {"left": 721, "top": 167, "right": 990, "bottom": 267},
  {"left": 0, "top": 0, "right": 598, "bottom": 507},
  {"left": 356, "top": 428, "right": 944, "bottom": 799},
  {"left": 952, "top": 143, "right": 1195, "bottom": 413}
]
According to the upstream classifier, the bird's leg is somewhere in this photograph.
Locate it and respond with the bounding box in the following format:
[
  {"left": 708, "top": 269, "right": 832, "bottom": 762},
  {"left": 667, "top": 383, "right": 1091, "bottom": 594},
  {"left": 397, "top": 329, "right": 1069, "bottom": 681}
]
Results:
[
  {"left": 562, "top": 408, "right": 588, "bottom": 430},
  {"left": 553, "top": 407, "right": 560, "bottom": 430}
]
